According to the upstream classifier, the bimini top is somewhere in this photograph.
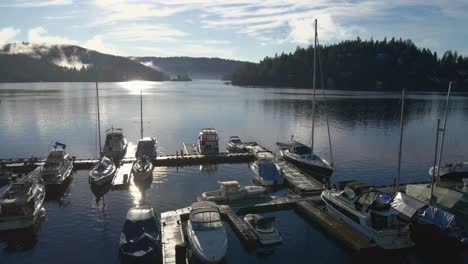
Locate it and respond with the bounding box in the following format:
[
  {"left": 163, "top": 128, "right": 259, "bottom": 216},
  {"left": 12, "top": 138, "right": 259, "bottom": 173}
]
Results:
[
  {"left": 190, "top": 201, "right": 219, "bottom": 214},
  {"left": 341, "top": 181, "right": 371, "bottom": 200},
  {"left": 126, "top": 206, "right": 154, "bottom": 222},
  {"left": 256, "top": 151, "right": 275, "bottom": 161},
  {"left": 106, "top": 128, "right": 124, "bottom": 135}
]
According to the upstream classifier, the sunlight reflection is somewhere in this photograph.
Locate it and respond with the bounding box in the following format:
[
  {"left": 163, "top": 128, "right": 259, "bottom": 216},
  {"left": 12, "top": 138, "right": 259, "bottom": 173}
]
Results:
[
  {"left": 117, "top": 81, "right": 162, "bottom": 95},
  {"left": 129, "top": 180, "right": 143, "bottom": 205}
]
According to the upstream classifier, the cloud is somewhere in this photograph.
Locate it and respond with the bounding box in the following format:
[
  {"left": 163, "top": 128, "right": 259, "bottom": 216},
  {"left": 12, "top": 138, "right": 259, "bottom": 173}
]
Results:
[
  {"left": 0, "top": 27, "right": 21, "bottom": 44},
  {"left": 82, "top": 35, "right": 121, "bottom": 55},
  {"left": 1, "top": 0, "right": 72, "bottom": 7},
  {"left": 104, "top": 24, "right": 189, "bottom": 43},
  {"left": 28, "top": 27, "right": 79, "bottom": 45}
]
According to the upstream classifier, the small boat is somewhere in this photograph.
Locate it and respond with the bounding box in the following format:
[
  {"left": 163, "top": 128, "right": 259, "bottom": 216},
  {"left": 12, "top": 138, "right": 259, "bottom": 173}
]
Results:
[
  {"left": 40, "top": 142, "right": 73, "bottom": 186},
  {"left": 135, "top": 137, "right": 157, "bottom": 161},
  {"left": 244, "top": 214, "right": 282, "bottom": 246},
  {"left": 250, "top": 151, "right": 284, "bottom": 186},
  {"left": 132, "top": 156, "right": 154, "bottom": 183},
  {"left": 277, "top": 141, "right": 333, "bottom": 180},
  {"left": 186, "top": 201, "right": 227, "bottom": 263},
  {"left": 0, "top": 169, "right": 13, "bottom": 182},
  {"left": 89, "top": 156, "right": 116, "bottom": 186},
  {"left": 321, "top": 181, "right": 414, "bottom": 249},
  {"left": 198, "top": 181, "right": 266, "bottom": 202},
  {"left": 120, "top": 206, "right": 161, "bottom": 260},
  {"left": 429, "top": 162, "right": 468, "bottom": 180},
  {"left": 102, "top": 128, "right": 128, "bottom": 161},
  {"left": 226, "top": 136, "right": 248, "bottom": 153},
  {"left": 0, "top": 168, "right": 46, "bottom": 231},
  {"left": 197, "top": 128, "right": 219, "bottom": 155}
]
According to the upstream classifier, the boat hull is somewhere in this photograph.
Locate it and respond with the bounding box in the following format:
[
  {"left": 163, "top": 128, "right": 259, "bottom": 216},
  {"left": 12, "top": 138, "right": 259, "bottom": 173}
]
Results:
[
  {"left": 282, "top": 151, "right": 333, "bottom": 180},
  {"left": 42, "top": 163, "right": 73, "bottom": 186}
]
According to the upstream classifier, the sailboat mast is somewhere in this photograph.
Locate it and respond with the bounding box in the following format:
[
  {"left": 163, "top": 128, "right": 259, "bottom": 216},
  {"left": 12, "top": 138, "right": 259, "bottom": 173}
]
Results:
[
  {"left": 395, "top": 89, "right": 406, "bottom": 192},
  {"left": 311, "top": 18, "right": 317, "bottom": 155},
  {"left": 436, "top": 82, "right": 452, "bottom": 184},
  {"left": 431, "top": 119, "right": 441, "bottom": 203},
  {"left": 96, "top": 82, "right": 102, "bottom": 158},
  {"left": 140, "top": 87, "right": 143, "bottom": 139}
]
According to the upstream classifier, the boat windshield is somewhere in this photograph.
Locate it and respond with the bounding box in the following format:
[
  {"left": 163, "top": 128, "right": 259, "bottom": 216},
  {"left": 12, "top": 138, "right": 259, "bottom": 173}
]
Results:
[
  {"left": 293, "top": 146, "right": 311, "bottom": 155},
  {"left": 258, "top": 163, "right": 281, "bottom": 180},
  {"left": 123, "top": 218, "right": 158, "bottom": 241},
  {"left": 45, "top": 151, "right": 64, "bottom": 167},
  {"left": 230, "top": 139, "right": 242, "bottom": 144},
  {"left": 192, "top": 212, "right": 223, "bottom": 230},
  {"left": 136, "top": 141, "right": 155, "bottom": 157}
]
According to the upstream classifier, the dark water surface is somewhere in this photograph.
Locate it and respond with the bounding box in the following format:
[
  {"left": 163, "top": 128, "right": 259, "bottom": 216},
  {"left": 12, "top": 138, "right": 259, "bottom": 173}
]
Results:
[{"left": 1, "top": 81, "right": 468, "bottom": 263}]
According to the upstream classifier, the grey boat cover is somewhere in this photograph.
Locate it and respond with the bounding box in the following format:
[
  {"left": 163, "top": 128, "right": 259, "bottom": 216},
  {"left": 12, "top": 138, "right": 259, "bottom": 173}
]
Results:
[
  {"left": 391, "top": 192, "right": 426, "bottom": 218},
  {"left": 421, "top": 206, "right": 456, "bottom": 229}
]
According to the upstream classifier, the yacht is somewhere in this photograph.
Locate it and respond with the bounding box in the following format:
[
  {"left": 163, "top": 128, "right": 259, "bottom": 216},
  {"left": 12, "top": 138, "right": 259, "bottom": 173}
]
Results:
[
  {"left": 135, "top": 137, "right": 157, "bottom": 161},
  {"left": 186, "top": 201, "right": 227, "bottom": 263},
  {"left": 89, "top": 156, "right": 116, "bottom": 186},
  {"left": 321, "top": 181, "right": 414, "bottom": 249},
  {"left": 40, "top": 143, "right": 73, "bottom": 186},
  {"left": 102, "top": 128, "right": 128, "bottom": 161},
  {"left": 132, "top": 156, "right": 154, "bottom": 183},
  {"left": 0, "top": 168, "right": 46, "bottom": 231},
  {"left": 198, "top": 181, "right": 266, "bottom": 202},
  {"left": 197, "top": 128, "right": 219, "bottom": 155},
  {"left": 226, "top": 136, "right": 248, "bottom": 153},
  {"left": 250, "top": 151, "right": 284, "bottom": 186},
  {"left": 244, "top": 214, "right": 282, "bottom": 246},
  {"left": 429, "top": 162, "right": 468, "bottom": 180},
  {"left": 278, "top": 141, "right": 333, "bottom": 179},
  {"left": 120, "top": 206, "right": 161, "bottom": 261}
]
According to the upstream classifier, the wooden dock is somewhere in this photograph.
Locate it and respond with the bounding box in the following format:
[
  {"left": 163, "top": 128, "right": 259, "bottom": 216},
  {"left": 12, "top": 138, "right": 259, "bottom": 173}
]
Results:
[
  {"left": 219, "top": 205, "right": 258, "bottom": 249},
  {"left": 276, "top": 161, "right": 324, "bottom": 195},
  {"left": 235, "top": 194, "right": 320, "bottom": 215},
  {"left": 111, "top": 162, "right": 132, "bottom": 190},
  {"left": 161, "top": 208, "right": 189, "bottom": 264},
  {"left": 295, "top": 201, "right": 376, "bottom": 253}
]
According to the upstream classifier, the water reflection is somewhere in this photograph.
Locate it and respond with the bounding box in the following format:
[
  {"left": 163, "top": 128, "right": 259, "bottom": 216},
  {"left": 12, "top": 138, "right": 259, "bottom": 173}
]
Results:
[
  {"left": 44, "top": 177, "right": 73, "bottom": 208},
  {"left": 90, "top": 183, "right": 112, "bottom": 207},
  {"left": 199, "top": 164, "right": 218, "bottom": 172}
]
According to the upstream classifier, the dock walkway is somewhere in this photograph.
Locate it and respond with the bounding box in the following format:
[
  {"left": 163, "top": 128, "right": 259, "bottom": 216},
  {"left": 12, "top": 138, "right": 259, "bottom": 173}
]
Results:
[
  {"left": 111, "top": 162, "right": 132, "bottom": 190},
  {"left": 160, "top": 208, "right": 189, "bottom": 264},
  {"left": 276, "top": 161, "right": 324, "bottom": 195}
]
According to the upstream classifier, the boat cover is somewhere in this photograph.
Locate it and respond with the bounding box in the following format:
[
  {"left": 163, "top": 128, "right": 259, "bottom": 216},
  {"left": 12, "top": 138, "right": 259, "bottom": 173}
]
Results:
[
  {"left": 391, "top": 192, "right": 427, "bottom": 218},
  {"left": 421, "top": 206, "right": 456, "bottom": 229}
]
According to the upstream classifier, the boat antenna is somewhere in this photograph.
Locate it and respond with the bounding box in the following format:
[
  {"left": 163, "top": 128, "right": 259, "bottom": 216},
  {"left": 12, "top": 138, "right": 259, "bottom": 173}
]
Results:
[
  {"left": 430, "top": 119, "right": 441, "bottom": 204},
  {"left": 140, "top": 86, "right": 144, "bottom": 139},
  {"left": 311, "top": 18, "right": 317, "bottom": 156},
  {"left": 395, "top": 89, "right": 406, "bottom": 192},
  {"left": 435, "top": 81, "right": 452, "bottom": 184},
  {"left": 96, "top": 82, "right": 102, "bottom": 158}
]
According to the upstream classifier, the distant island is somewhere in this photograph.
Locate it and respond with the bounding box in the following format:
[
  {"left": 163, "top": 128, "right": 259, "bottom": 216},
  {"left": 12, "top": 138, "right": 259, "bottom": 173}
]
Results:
[
  {"left": 230, "top": 38, "right": 468, "bottom": 91},
  {"left": 171, "top": 74, "right": 192, "bottom": 81}
]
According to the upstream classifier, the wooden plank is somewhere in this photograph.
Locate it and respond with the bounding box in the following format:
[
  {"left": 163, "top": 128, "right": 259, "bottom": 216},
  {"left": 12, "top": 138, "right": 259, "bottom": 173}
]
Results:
[
  {"left": 236, "top": 195, "right": 319, "bottom": 214},
  {"left": 219, "top": 206, "right": 257, "bottom": 249},
  {"left": 276, "top": 161, "right": 324, "bottom": 195},
  {"left": 111, "top": 163, "right": 133, "bottom": 190},
  {"left": 295, "top": 201, "right": 376, "bottom": 252},
  {"left": 161, "top": 209, "right": 188, "bottom": 264}
]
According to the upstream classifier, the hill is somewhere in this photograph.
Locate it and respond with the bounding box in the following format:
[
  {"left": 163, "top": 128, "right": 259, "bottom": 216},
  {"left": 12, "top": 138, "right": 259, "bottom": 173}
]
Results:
[
  {"left": 132, "top": 56, "right": 251, "bottom": 80},
  {"left": 231, "top": 38, "right": 468, "bottom": 91},
  {"left": 0, "top": 43, "right": 168, "bottom": 82}
]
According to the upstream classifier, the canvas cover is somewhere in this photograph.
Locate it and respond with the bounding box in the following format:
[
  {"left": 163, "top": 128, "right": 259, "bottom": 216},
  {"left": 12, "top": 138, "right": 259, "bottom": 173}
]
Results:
[
  {"left": 391, "top": 192, "right": 427, "bottom": 218},
  {"left": 421, "top": 206, "right": 456, "bottom": 229}
]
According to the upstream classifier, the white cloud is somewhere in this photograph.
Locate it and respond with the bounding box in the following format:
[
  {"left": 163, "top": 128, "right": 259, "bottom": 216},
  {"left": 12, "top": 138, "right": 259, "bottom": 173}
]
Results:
[
  {"left": 0, "top": 27, "right": 21, "bottom": 44},
  {"left": 83, "top": 35, "right": 121, "bottom": 55},
  {"left": 104, "top": 24, "right": 189, "bottom": 42},
  {"left": 2, "top": 0, "right": 72, "bottom": 7},
  {"left": 28, "top": 27, "right": 79, "bottom": 45}
]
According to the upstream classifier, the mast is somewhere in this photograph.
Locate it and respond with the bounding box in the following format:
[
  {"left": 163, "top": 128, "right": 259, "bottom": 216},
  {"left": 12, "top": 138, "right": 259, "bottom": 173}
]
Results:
[
  {"left": 311, "top": 18, "right": 317, "bottom": 155},
  {"left": 431, "top": 119, "right": 441, "bottom": 204},
  {"left": 96, "top": 82, "right": 102, "bottom": 158},
  {"left": 435, "top": 82, "right": 452, "bottom": 184},
  {"left": 140, "top": 87, "right": 144, "bottom": 139},
  {"left": 395, "top": 89, "right": 406, "bottom": 192}
]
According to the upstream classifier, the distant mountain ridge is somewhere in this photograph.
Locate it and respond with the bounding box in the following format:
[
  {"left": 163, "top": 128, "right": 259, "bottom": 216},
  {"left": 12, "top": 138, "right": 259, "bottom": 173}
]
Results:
[
  {"left": 132, "top": 56, "right": 252, "bottom": 80},
  {"left": 0, "top": 43, "right": 168, "bottom": 82}
]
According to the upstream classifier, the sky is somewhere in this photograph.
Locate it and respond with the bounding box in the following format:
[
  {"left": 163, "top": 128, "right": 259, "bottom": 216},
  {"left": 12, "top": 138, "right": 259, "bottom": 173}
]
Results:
[{"left": 0, "top": 0, "right": 467, "bottom": 62}]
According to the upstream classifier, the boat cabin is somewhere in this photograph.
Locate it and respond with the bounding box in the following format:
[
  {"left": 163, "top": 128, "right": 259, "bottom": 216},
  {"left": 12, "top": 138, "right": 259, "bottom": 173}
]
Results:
[
  {"left": 228, "top": 136, "right": 242, "bottom": 144},
  {"left": 0, "top": 173, "right": 37, "bottom": 217},
  {"left": 104, "top": 128, "right": 126, "bottom": 151},
  {"left": 197, "top": 128, "right": 219, "bottom": 155},
  {"left": 135, "top": 137, "right": 157, "bottom": 160},
  {"left": 45, "top": 149, "right": 67, "bottom": 168},
  {"left": 219, "top": 181, "right": 241, "bottom": 195},
  {"left": 190, "top": 201, "right": 223, "bottom": 230}
]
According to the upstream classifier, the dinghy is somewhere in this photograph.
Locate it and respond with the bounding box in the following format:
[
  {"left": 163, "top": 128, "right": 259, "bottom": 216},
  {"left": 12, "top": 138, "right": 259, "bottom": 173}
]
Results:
[{"left": 244, "top": 214, "right": 282, "bottom": 246}]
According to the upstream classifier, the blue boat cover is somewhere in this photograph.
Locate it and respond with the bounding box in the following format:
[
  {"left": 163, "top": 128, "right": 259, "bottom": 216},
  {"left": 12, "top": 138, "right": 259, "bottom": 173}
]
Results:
[{"left": 421, "top": 206, "right": 456, "bottom": 229}]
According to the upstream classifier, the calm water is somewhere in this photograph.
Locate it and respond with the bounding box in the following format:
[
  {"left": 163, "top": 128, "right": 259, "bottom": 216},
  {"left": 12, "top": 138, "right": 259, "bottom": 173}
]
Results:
[{"left": 1, "top": 80, "right": 468, "bottom": 263}]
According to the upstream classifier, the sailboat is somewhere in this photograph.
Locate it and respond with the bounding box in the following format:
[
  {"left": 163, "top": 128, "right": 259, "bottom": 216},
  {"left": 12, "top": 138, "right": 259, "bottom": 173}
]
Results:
[{"left": 277, "top": 19, "right": 334, "bottom": 180}]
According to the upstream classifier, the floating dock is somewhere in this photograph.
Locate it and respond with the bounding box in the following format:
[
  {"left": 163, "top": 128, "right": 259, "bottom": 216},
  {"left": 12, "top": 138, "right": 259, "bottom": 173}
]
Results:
[
  {"left": 111, "top": 162, "right": 133, "bottom": 190},
  {"left": 160, "top": 208, "right": 189, "bottom": 264},
  {"left": 276, "top": 161, "right": 324, "bottom": 195}
]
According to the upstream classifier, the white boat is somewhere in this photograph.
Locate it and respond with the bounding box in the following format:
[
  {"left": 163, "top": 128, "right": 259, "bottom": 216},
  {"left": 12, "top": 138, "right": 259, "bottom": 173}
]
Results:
[
  {"left": 244, "top": 214, "right": 282, "bottom": 246},
  {"left": 89, "top": 156, "right": 116, "bottom": 186},
  {"left": 226, "top": 136, "right": 248, "bottom": 153},
  {"left": 132, "top": 157, "right": 154, "bottom": 183},
  {"left": 250, "top": 151, "right": 284, "bottom": 186},
  {"left": 102, "top": 128, "right": 128, "bottom": 160},
  {"left": 197, "top": 128, "right": 219, "bottom": 155},
  {"left": 120, "top": 206, "right": 161, "bottom": 260},
  {"left": 198, "top": 181, "right": 266, "bottom": 202},
  {"left": 321, "top": 181, "right": 414, "bottom": 249},
  {"left": 135, "top": 137, "right": 157, "bottom": 161},
  {"left": 429, "top": 162, "right": 468, "bottom": 180},
  {"left": 0, "top": 168, "right": 46, "bottom": 231},
  {"left": 186, "top": 201, "right": 227, "bottom": 263},
  {"left": 40, "top": 142, "right": 73, "bottom": 186}
]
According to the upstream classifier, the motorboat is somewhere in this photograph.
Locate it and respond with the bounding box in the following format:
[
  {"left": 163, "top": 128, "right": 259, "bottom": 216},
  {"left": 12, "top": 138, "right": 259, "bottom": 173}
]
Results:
[
  {"left": 226, "top": 136, "right": 248, "bottom": 153},
  {"left": 244, "top": 214, "right": 282, "bottom": 246},
  {"left": 250, "top": 151, "right": 284, "bottom": 186},
  {"left": 277, "top": 141, "right": 333, "bottom": 180},
  {"left": 102, "top": 128, "right": 128, "bottom": 161},
  {"left": 89, "top": 156, "right": 116, "bottom": 186},
  {"left": 40, "top": 142, "right": 73, "bottom": 186},
  {"left": 197, "top": 128, "right": 219, "bottom": 155},
  {"left": 135, "top": 137, "right": 157, "bottom": 161},
  {"left": 0, "top": 168, "right": 46, "bottom": 231},
  {"left": 321, "top": 181, "right": 415, "bottom": 249},
  {"left": 0, "top": 169, "right": 13, "bottom": 182},
  {"left": 198, "top": 181, "right": 266, "bottom": 202},
  {"left": 186, "top": 201, "right": 227, "bottom": 263},
  {"left": 429, "top": 162, "right": 468, "bottom": 180},
  {"left": 132, "top": 156, "right": 154, "bottom": 183},
  {"left": 120, "top": 206, "right": 161, "bottom": 260}
]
